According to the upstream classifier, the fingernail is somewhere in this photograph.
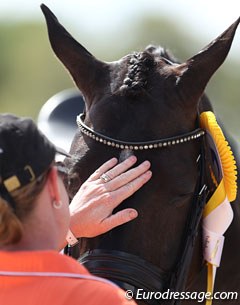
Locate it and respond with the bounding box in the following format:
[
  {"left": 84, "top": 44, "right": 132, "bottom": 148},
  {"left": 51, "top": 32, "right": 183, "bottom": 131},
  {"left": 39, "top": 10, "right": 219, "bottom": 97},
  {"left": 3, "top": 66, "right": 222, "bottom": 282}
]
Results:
[
  {"left": 129, "top": 156, "right": 137, "bottom": 162},
  {"left": 144, "top": 170, "right": 152, "bottom": 178},
  {"left": 111, "top": 157, "right": 118, "bottom": 163},
  {"left": 129, "top": 210, "right": 138, "bottom": 219},
  {"left": 143, "top": 160, "right": 151, "bottom": 167}
]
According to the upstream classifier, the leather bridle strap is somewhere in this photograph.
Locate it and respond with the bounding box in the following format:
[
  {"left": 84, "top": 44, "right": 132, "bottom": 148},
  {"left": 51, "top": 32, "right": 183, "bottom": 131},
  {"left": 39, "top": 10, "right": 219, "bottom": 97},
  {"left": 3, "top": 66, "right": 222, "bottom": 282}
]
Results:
[
  {"left": 79, "top": 249, "right": 171, "bottom": 305},
  {"left": 76, "top": 113, "right": 205, "bottom": 151},
  {"left": 168, "top": 143, "right": 208, "bottom": 305}
]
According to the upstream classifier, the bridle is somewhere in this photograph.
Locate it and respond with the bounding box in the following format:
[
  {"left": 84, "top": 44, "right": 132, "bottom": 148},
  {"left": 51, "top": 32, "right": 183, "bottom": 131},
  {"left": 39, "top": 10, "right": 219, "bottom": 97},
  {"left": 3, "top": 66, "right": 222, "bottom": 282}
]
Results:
[
  {"left": 74, "top": 113, "right": 208, "bottom": 305},
  {"left": 76, "top": 113, "right": 205, "bottom": 150}
]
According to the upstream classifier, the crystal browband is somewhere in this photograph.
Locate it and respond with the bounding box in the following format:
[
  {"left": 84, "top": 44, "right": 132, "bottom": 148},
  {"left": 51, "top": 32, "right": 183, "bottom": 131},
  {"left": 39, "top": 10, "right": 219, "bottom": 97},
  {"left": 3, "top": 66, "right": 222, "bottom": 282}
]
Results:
[{"left": 76, "top": 113, "right": 205, "bottom": 151}]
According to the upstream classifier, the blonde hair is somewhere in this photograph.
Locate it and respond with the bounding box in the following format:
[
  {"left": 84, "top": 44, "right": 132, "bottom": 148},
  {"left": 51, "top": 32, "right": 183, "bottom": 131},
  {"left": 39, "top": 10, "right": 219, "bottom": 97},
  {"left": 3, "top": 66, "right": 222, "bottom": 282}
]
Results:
[{"left": 0, "top": 173, "right": 48, "bottom": 246}]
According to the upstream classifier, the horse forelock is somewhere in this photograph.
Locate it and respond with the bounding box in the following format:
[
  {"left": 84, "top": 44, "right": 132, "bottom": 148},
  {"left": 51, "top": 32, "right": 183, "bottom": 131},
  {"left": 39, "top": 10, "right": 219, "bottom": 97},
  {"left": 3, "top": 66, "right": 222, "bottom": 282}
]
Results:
[
  {"left": 117, "top": 51, "right": 155, "bottom": 96},
  {"left": 115, "top": 45, "right": 179, "bottom": 98}
]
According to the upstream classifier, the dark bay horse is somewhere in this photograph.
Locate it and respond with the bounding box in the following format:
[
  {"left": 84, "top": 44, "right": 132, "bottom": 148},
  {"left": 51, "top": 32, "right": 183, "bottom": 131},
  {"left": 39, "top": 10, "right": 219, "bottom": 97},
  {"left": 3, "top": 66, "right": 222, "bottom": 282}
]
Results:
[{"left": 41, "top": 5, "right": 240, "bottom": 304}]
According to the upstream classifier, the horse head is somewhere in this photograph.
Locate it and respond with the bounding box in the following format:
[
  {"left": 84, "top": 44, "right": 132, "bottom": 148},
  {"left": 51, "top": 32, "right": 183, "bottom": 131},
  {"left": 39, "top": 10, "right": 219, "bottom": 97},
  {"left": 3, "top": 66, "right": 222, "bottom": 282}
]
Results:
[{"left": 41, "top": 4, "right": 239, "bottom": 303}]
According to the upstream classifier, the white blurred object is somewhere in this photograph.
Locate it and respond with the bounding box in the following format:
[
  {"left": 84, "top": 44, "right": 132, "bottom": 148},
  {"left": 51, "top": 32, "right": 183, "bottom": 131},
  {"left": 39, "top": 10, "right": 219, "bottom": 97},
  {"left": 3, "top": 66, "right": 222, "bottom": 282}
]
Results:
[{"left": 37, "top": 88, "right": 85, "bottom": 153}]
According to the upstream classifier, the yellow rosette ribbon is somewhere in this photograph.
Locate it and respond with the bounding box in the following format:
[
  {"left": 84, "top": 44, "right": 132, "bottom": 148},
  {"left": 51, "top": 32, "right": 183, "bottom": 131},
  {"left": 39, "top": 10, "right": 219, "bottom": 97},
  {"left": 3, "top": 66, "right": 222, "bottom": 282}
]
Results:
[{"left": 200, "top": 111, "right": 237, "bottom": 305}]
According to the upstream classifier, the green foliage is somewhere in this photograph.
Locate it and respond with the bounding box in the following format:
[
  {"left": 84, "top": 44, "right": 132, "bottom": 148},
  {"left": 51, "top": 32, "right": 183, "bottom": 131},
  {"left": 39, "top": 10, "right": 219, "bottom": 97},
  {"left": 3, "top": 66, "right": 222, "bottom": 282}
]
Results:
[{"left": 0, "top": 22, "right": 72, "bottom": 119}]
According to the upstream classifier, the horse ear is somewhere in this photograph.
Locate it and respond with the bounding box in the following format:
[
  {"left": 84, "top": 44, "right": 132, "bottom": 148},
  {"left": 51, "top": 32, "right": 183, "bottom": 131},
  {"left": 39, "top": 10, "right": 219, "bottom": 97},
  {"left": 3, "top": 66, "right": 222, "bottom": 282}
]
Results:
[
  {"left": 176, "top": 18, "right": 240, "bottom": 104},
  {"left": 41, "top": 4, "right": 108, "bottom": 103}
]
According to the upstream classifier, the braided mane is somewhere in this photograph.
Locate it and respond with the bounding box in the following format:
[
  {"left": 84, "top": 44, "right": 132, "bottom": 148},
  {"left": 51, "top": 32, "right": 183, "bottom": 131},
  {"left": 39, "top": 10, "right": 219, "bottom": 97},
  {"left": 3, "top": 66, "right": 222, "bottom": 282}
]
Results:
[{"left": 119, "top": 45, "right": 177, "bottom": 96}]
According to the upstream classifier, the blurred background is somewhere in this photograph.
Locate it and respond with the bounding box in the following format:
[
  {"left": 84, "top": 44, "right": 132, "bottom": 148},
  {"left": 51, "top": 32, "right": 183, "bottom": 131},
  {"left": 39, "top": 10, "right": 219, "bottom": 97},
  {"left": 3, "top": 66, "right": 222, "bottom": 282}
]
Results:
[{"left": 0, "top": 0, "right": 239, "bottom": 141}]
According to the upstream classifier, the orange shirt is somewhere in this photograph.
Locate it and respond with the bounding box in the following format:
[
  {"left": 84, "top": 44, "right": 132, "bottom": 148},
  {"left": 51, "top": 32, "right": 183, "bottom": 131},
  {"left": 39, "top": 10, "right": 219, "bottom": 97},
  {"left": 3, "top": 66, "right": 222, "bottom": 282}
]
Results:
[{"left": 0, "top": 250, "right": 136, "bottom": 305}]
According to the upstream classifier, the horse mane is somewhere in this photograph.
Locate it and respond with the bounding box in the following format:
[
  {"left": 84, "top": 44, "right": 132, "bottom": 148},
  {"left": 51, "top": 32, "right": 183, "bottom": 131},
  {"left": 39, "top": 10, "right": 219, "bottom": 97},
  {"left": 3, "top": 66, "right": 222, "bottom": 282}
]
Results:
[{"left": 118, "top": 45, "right": 178, "bottom": 97}]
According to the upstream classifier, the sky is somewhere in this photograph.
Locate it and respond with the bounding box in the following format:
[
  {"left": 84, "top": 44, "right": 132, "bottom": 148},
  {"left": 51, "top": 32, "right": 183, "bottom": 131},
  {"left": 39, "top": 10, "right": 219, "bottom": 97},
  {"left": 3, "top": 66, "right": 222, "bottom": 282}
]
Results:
[
  {"left": 0, "top": 1, "right": 240, "bottom": 57},
  {"left": 0, "top": 2, "right": 239, "bottom": 46},
  {"left": 0, "top": 1, "right": 239, "bottom": 36}
]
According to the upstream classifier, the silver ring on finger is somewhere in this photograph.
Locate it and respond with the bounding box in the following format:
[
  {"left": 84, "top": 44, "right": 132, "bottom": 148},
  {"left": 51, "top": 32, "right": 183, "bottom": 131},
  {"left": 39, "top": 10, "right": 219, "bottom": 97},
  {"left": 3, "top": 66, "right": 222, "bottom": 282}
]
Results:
[{"left": 100, "top": 173, "right": 112, "bottom": 183}]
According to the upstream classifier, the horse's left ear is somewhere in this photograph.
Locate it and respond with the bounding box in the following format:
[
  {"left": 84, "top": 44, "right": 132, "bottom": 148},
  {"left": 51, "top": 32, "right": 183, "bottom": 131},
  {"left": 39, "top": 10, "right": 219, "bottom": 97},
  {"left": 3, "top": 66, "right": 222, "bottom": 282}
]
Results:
[{"left": 176, "top": 17, "right": 240, "bottom": 104}]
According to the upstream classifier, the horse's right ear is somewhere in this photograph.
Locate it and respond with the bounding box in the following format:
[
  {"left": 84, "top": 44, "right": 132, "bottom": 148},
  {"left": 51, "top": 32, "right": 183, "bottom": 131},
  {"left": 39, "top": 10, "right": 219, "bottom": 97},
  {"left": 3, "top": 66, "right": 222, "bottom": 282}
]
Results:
[
  {"left": 175, "top": 17, "right": 240, "bottom": 106},
  {"left": 41, "top": 4, "right": 108, "bottom": 104}
]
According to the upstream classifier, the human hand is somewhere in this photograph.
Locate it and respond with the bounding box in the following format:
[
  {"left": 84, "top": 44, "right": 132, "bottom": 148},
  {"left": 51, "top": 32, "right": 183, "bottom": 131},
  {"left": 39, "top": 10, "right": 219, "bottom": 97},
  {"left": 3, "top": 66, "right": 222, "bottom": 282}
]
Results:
[{"left": 69, "top": 156, "right": 152, "bottom": 238}]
